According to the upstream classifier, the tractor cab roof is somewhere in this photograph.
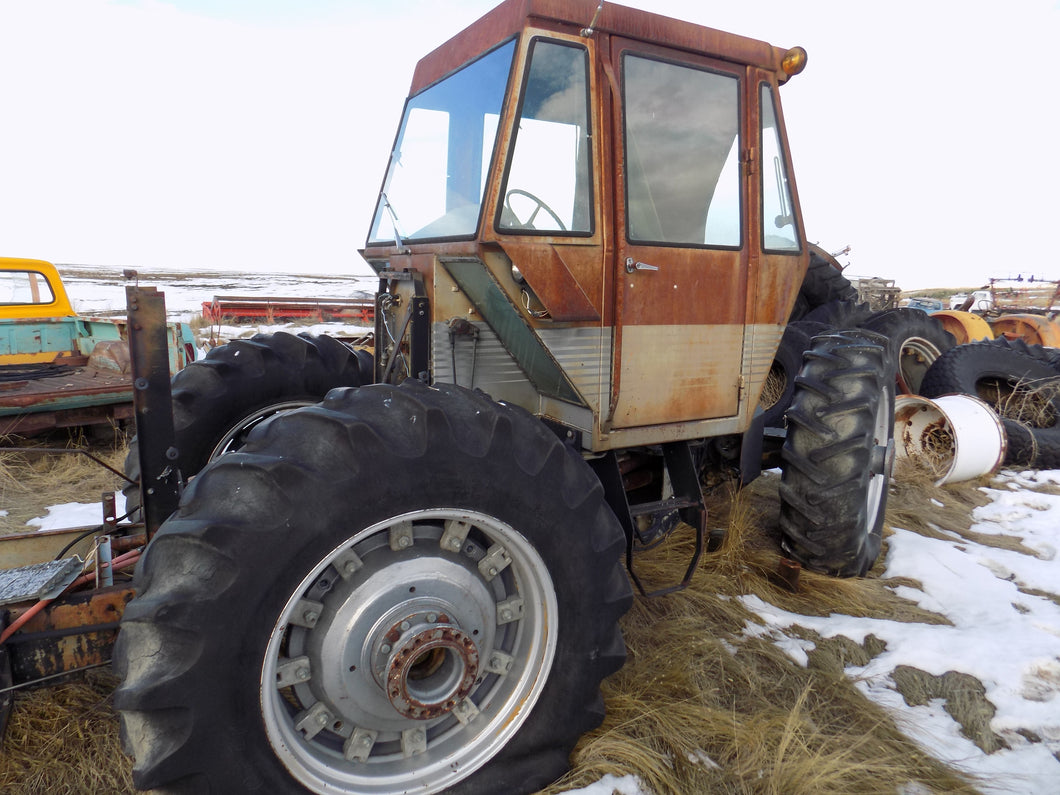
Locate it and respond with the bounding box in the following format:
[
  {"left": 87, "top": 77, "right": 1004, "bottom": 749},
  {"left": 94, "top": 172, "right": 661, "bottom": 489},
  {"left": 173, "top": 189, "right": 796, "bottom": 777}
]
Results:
[{"left": 410, "top": 0, "right": 803, "bottom": 96}]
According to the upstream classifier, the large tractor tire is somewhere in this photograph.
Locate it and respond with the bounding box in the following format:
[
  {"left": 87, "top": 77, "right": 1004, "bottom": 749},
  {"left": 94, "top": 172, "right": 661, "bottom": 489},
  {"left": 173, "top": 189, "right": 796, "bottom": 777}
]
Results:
[
  {"left": 788, "top": 244, "right": 859, "bottom": 322},
  {"left": 920, "top": 342, "right": 1060, "bottom": 469},
  {"left": 123, "top": 331, "right": 372, "bottom": 516},
  {"left": 800, "top": 299, "right": 872, "bottom": 330},
  {"left": 779, "top": 331, "right": 896, "bottom": 577},
  {"left": 859, "top": 307, "right": 956, "bottom": 395},
  {"left": 114, "top": 380, "right": 632, "bottom": 795},
  {"left": 987, "top": 336, "right": 1060, "bottom": 373}
]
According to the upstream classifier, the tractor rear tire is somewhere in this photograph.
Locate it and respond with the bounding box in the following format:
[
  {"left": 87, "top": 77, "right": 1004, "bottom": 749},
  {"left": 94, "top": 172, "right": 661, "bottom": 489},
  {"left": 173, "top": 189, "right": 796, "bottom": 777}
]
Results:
[
  {"left": 779, "top": 331, "right": 896, "bottom": 577},
  {"left": 800, "top": 299, "right": 872, "bottom": 330},
  {"left": 788, "top": 246, "right": 858, "bottom": 322},
  {"left": 114, "top": 380, "right": 632, "bottom": 795},
  {"left": 859, "top": 307, "right": 956, "bottom": 394},
  {"left": 122, "top": 332, "right": 372, "bottom": 517}
]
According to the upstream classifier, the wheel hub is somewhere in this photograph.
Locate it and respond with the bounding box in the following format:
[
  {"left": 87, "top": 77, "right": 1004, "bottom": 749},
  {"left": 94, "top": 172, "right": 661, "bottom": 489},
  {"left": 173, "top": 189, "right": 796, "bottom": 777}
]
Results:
[{"left": 381, "top": 621, "right": 480, "bottom": 719}]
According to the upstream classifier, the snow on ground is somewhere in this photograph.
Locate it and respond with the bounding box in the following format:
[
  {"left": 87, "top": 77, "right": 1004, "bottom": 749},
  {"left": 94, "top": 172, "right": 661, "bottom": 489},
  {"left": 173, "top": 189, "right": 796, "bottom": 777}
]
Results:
[{"left": 741, "top": 469, "right": 1060, "bottom": 794}]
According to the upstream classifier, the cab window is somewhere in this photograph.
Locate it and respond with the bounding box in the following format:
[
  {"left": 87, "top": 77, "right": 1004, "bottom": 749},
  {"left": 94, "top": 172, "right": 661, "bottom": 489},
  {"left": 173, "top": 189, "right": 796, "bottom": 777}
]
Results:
[
  {"left": 622, "top": 54, "right": 740, "bottom": 247},
  {"left": 760, "top": 83, "right": 800, "bottom": 252},
  {"left": 498, "top": 39, "right": 592, "bottom": 234}
]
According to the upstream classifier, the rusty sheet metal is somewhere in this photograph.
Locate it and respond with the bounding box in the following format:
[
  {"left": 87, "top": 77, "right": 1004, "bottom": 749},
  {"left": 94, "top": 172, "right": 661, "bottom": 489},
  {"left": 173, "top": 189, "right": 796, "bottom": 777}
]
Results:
[
  {"left": 495, "top": 244, "right": 601, "bottom": 321},
  {"left": 612, "top": 323, "right": 742, "bottom": 427},
  {"left": 0, "top": 366, "right": 131, "bottom": 412},
  {"left": 411, "top": 0, "right": 788, "bottom": 96},
  {"left": 4, "top": 585, "right": 133, "bottom": 684}
]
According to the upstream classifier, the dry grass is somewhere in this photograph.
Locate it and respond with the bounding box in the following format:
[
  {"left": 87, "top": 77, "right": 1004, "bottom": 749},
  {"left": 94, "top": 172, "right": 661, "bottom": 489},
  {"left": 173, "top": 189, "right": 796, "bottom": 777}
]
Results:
[
  {"left": 541, "top": 480, "right": 977, "bottom": 795},
  {"left": 0, "top": 670, "right": 132, "bottom": 795},
  {"left": 0, "top": 447, "right": 1004, "bottom": 794},
  {"left": 0, "top": 432, "right": 129, "bottom": 533}
]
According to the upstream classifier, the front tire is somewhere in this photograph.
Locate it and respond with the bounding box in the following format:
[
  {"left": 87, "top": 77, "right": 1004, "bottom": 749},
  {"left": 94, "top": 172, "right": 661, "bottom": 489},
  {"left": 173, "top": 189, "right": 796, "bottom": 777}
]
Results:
[
  {"left": 779, "top": 331, "right": 896, "bottom": 577},
  {"left": 114, "top": 380, "right": 631, "bottom": 794}
]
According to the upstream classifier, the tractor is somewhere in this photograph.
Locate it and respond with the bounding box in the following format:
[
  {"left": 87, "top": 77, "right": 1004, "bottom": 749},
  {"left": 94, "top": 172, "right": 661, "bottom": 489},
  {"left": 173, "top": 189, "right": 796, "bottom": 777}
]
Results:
[{"left": 4, "top": 2, "right": 898, "bottom": 793}]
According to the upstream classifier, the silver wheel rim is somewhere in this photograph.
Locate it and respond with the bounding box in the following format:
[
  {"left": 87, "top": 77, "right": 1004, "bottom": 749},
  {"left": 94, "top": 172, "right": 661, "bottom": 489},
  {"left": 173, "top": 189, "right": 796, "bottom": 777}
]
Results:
[
  {"left": 208, "top": 400, "right": 316, "bottom": 460},
  {"left": 260, "top": 508, "right": 557, "bottom": 794},
  {"left": 867, "top": 390, "right": 893, "bottom": 529},
  {"left": 896, "top": 336, "right": 943, "bottom": 395}
]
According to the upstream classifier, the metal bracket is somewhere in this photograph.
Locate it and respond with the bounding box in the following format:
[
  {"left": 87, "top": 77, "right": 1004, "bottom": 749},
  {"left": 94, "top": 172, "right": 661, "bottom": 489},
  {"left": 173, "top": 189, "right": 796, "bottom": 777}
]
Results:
[
  {"left": 126, "top": 283, "right": 181, "bottom": 539},
  {"left": 589, "top": 442, "right": 706, "bottom": 597}
]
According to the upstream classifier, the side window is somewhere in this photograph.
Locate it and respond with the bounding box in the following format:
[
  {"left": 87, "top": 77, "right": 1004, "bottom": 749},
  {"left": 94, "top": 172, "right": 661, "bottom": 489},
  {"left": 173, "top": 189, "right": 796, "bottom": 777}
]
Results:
[
  {"left": 499, "top": 39, "right": 592, "bottom": 234},
  {"left": 623, "top": 54, "right": 740, "bottom": 247},
  {"left": 1, "top": 270, "right": 56, "bottom": 305},
  {"left": 760, "top": 83, "right": 800, "bottom": 252}
]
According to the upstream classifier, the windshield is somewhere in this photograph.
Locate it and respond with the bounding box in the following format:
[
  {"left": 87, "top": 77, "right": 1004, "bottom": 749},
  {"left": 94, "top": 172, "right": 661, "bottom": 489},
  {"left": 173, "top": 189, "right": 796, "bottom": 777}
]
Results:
[{"left": 367, "top": 40, "right": 517, "bottom": 246}]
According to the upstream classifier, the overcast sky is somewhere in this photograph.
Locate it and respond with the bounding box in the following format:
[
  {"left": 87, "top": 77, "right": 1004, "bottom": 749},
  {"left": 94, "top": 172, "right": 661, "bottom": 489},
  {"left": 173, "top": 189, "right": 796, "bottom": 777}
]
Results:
[{"left": 2, "top": 0, "right": 1058, "bottom": 290}]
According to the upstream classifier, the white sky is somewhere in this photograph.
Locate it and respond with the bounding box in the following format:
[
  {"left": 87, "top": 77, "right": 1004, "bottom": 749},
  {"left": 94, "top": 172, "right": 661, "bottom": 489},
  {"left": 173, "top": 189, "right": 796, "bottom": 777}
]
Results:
[{"left": 2, "top": 0, "right": 1058, "bottom": 289}]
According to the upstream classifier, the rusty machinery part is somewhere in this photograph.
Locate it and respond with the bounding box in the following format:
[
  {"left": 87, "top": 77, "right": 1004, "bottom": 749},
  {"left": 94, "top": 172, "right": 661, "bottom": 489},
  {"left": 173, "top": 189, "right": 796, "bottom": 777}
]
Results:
[
  {"left": 859, "top": 307, "right": 956, "bottom": 395},
  {"left": 787, "top": 244, "right": 858, "bottom": 323},
  {"left": 989, "top": 313, "right": 1060, "bottom": 349},
  {"left": 122, "top": 332, "right": 372, "bottom": 516},
  {"left": 114, "top": 380, "right": 631, "bottom": 795},
  {"left": 779, "top": 330, "right": 896, "bottom": 577},
  {"left": 931, "top": 310, "right": 994, "bottom": 345},
  {"left": 920, "top": 342, "right": 1060, "bottom": 470}
]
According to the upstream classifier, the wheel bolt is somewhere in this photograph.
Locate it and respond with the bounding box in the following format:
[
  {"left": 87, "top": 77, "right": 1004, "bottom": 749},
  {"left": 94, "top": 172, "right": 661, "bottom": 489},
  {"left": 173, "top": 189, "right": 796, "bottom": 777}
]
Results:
[
  {"left": 380, "top": 644, "right": 391, "bottom": 654},
  {"left": 426, "top": 613, "right": 437, "bottom": 623}
]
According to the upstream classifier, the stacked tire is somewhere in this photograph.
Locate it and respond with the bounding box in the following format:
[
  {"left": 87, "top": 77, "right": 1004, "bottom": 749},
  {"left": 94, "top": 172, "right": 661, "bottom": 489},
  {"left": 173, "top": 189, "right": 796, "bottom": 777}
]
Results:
[{"left": 920, "top": 339, "right": 1060, "bottom": 469}]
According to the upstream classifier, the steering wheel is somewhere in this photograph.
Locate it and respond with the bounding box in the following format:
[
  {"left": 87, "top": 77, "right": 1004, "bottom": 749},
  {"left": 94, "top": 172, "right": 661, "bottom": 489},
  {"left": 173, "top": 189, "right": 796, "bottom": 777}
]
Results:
[{"left": 503, "top": 189, "right": 567, "bottom": 231}]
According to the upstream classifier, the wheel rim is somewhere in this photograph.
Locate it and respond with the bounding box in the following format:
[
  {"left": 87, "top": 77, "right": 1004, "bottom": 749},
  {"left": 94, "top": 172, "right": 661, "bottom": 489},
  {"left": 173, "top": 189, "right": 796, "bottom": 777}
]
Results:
[
  {"left": 260, "top": 509, "right": 557, "bottom": 794},
  {"left": 896, "top": 336, "right": 944, "bottom": 395},
  {"left": 866, "top": 391, "right": 893, "bottom": 531},
  {"left": 208, "top": 400, "right": 316, "bottom": 460}
]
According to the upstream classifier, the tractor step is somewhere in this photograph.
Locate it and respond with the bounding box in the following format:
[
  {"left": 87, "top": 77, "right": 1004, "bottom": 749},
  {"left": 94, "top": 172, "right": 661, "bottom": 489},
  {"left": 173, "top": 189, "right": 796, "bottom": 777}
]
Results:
[{"left": 0, "top": 558, "right": 81, "bottom": 606}]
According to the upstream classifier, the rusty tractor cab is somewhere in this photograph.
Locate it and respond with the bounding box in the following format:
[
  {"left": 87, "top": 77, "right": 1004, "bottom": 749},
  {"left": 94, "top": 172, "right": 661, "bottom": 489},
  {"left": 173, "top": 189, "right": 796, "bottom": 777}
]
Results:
[{"left": 111, "top": 2, "right": 896, "bottom": 794}]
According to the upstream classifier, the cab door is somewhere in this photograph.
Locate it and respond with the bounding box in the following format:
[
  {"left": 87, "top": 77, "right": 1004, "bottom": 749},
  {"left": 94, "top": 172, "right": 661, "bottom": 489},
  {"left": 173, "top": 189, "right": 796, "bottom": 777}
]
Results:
[{"left": 608, "top": 39, "right": 748, "bottom": 429}]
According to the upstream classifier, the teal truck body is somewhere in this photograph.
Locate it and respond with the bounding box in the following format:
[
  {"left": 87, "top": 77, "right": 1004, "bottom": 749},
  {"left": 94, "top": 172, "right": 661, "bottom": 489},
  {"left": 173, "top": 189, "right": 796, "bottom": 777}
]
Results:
[{"left": 0, "top": 258, "right": 195, "bottom": 436}]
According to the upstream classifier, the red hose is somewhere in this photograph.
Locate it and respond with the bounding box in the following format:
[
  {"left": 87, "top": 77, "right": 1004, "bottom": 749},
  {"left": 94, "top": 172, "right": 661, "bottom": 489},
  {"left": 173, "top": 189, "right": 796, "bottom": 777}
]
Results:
[{"left": 0, "top": 548, "right": 142, "bottom": 645}]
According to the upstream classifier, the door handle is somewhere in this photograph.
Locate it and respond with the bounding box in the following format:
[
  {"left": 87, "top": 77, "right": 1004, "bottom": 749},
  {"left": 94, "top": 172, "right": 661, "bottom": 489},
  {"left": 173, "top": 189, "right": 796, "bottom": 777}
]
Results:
[{"left": 625, "top": 258, "right": 659, "bottom": 273}]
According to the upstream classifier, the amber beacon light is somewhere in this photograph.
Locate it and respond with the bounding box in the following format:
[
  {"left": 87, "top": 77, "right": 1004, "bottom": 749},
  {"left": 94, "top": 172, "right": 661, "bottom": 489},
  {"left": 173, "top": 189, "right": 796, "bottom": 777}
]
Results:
[{"left": 781, "top": 46, "right": 808, "bottom": 77}]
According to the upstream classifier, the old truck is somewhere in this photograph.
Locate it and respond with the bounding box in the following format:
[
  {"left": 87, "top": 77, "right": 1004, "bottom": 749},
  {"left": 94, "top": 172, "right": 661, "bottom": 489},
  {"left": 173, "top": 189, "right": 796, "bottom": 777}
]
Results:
[
  {"left": 0, "top": 3, "right": 896, "bottom": 794},
  {"left": 0, "top": 258, "right": 196, "bottom": 436}
]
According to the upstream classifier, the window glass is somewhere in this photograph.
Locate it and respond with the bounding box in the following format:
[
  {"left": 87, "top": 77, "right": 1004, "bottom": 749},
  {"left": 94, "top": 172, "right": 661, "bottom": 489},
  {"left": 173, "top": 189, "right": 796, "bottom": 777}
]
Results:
[
  {"left": 367, "top": 40, "right": 516, "bottom": 245},
  {"left": 760, "top": 84, "right": 800, "bottom": 252},
  {"left": 623, "top": 54, "right": 740, "bottom": 247},
  {"left": 499, "top": 40, "right": 592, "bottom": 234},
  {"left": 0, "top": 270, "right": 56, "bottom": 305}
]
